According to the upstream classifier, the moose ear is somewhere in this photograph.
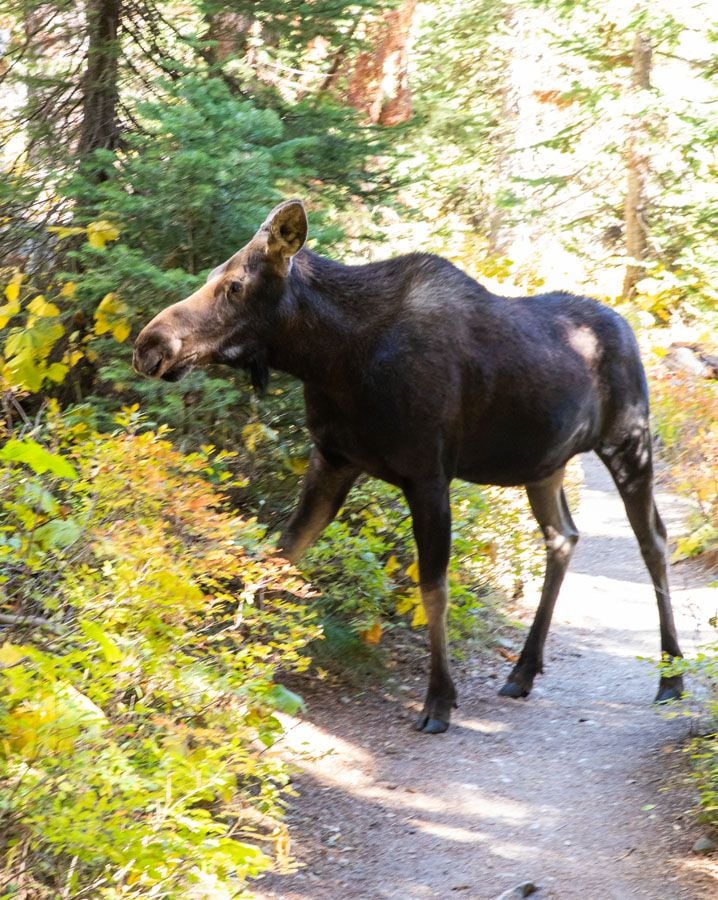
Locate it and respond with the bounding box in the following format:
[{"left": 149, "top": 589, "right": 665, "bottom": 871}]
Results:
[{"left": 263, "top": 199, "right": 307, "bottom": 258}]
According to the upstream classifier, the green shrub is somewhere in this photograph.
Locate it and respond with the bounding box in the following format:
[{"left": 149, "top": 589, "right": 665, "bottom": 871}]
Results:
[
  {"left": 0, "top": 409, "right": 319, "bottom": 897},
  {"left": 651, "top": 357, "right": 718, "bottom": 829},
  {"left": 650, "top": 368, "right": 718, "bottom": 559},
  {"left": 299, "top": 476, "right": 542, "bottom": 649}
]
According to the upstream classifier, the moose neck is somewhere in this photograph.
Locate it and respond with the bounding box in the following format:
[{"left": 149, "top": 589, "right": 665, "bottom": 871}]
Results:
[{"left": 267, "top": 250, "right": 379, "bottom": 385}]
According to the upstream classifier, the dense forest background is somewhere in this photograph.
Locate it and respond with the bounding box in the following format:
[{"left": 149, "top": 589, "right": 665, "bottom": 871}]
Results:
[{"left": 1, "top": 1, "right": 717, "bottom": 896}]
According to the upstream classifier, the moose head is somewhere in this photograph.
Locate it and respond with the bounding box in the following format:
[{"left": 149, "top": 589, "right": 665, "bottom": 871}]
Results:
[{"left": 132, "top": 199, "right": 307, "bottom": 388}]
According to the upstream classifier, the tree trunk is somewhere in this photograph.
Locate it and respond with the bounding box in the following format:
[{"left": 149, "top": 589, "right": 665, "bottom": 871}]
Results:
[
  {"left": 345, "top": 0, "right": 417, "bottom": 126},
  {"left": 203, "top": 10, "right": 253, "bottom": 67},
  {"left": 77, "top": 0, "right": 121, "bottom": 157},
  {"left": 622, "top": 31, "right": 652, "bottom": 300},
  {"left": 487, "top": 5, "right": 519, "bottom": 256}
]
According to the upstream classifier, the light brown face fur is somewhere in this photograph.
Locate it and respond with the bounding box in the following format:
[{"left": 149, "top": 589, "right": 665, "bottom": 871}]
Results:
[{"left": 132, "top": 200, "right": 307, "bottom": 381}]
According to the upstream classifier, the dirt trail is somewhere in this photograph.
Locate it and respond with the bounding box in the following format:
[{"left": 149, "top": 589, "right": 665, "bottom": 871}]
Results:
[{"left": 258, "top": 455, "right": 718, "bottom": 899}]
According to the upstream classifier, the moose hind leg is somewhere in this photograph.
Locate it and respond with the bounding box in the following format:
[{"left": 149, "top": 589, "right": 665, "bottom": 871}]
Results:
[
  {"left": 500, "top": 467, "right": 578, "bottom": 699},
  {"left": 404, "top": 480, "right": 456, "bottom": 734},
  {"left": 598, "top": 442, "right": 684, "bottom": 702}
]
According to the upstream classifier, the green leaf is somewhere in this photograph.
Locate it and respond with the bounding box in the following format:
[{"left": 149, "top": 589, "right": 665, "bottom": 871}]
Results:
[
  {"left": 0, "top": 439, "right": 77, "bottom": 479},
  {"left": 33, "top": 518, "right": 82, "bottom": 549},
  {"left": 264, "top": 683, "right": 305, "bottom": 715},
  {"left": 5, "top": 351, "right": 45, "bottom": 392},
  {"left": 79, "top": 621, "right": 122, "bottom": 663}
]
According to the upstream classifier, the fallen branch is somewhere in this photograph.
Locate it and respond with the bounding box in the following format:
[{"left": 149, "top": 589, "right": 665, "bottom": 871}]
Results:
[{"left": 0, "top": 612, "right": 65, "bottom": 633}]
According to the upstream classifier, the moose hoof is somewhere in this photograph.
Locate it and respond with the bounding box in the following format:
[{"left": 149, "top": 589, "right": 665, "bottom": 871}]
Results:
[
  {"left": 498, "top": 680, "right": 530, "bottom": 700},
  {"left": 415, "top": 713, "right": 450, "bottom": 734},
  {"left": 654, "top": 677, "right": 684, "bottom": 704}
]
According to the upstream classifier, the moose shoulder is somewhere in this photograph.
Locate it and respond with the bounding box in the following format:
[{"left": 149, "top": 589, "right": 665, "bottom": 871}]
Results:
[{"left": 134, "top": 199, "right": 683, "bottom": 734}]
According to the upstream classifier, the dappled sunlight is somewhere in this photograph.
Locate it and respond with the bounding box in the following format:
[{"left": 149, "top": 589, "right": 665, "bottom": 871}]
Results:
[
  {"left": 278, "top": 711, "right": 536, "bottom": 828},
  {"left": 2, "top": 0, "right": 717, "bottom": 894},
  {"left": 262, "top": 461, "right": 718, "bottom": 899},
  {"left": 454, "top": 716, "right": 510, "bottom": 735},
  {"left": 409, "top": 819, "right": 488, "bottom": 844},
  {"left": 275, "top": 712, "right": 374, "bottom": 775}
]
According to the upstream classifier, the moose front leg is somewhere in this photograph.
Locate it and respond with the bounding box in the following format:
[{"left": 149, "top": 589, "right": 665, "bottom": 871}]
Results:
[
  {"left": 404, "top": 480, "right": 456, "bottom": 734},
  {"left": 278, "top": 448, "right": 359, "bottom": 563}
]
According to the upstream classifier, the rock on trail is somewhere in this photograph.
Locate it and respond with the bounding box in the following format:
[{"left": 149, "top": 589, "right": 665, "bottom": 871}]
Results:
[{"left": 258, "top": 455, "right": 718, "bottom": 899}]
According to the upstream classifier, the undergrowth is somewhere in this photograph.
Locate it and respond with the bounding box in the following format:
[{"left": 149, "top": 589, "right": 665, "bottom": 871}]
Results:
[
  {"left": 650, "top": 361, "right": 718, "bottom": 831},
  {"left": 0, "top": 407, "right": 319, "bottom": 897}
]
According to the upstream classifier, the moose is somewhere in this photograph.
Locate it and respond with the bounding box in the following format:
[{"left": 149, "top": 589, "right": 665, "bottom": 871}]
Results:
[{"left": 134, "top": 199, "right": 684, "bottom": 734}]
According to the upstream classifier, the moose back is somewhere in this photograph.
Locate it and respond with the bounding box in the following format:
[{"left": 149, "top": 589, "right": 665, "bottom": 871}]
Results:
[{"left": 134, "top": 200, "right": 683, "bottom": 734}]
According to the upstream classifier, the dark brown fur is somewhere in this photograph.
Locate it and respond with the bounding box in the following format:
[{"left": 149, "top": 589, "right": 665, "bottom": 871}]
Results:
[{"left": 134, "top": 200, "right": 683, "bottom": 734}]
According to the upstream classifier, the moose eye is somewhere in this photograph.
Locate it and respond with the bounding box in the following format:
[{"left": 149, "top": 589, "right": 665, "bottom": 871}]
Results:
[{"left": 225, "top": 279, "right": 243, "bottom": 299}]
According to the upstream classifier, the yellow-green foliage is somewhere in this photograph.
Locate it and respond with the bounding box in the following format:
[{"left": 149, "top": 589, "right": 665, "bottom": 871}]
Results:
[
  {"left": 651, "top": 365, "right": 718, "bottom": 828},
  {"left": 0, "top": 224, "right": 130, "bottom": 398},
  {"left": 0, "top": 408, "right": 319, "bottom": 898},
  {"left": 650, "top": 369, "right": 718, "bottom": 558}
]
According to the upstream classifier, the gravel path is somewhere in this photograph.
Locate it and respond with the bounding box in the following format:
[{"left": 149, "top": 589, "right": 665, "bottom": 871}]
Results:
[{"left": 257, "top": 454, "right": 718, "bottom": 899}]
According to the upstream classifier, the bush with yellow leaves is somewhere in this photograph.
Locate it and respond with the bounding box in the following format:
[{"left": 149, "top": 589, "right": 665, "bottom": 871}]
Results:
[
  {"left": 650, "top": 369, "right": 718, "bottom": 560},
  {"left": 0, "top": 406, "right": 319, "bottom": 898}
]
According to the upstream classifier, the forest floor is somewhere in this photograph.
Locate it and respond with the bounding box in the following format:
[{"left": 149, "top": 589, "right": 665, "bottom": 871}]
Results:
[{"left": 257, "top": 454, "right": 718, "bottom": 899}]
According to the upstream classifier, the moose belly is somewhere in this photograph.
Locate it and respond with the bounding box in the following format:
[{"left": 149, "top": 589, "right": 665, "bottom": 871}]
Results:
[{"left": 456, "top": 403, "right": 600, "bottom": 486}]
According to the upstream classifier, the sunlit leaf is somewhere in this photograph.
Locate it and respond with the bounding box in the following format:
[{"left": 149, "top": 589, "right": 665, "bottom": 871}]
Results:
[
  {"left": 28, "top": 295, "right": 60, "bottom": 317},
  {"left": 86, "top": 219, "right": 120, "bottom": 249},
  {"left": 46, "top": 362, "right": 69, "bottom": 383},
  {"left": 411, "top": 602, "right": 428, "bottom": 628},
  {"left": 80, "top": 620, "right": 122, "bottom": 663},
  {"left": 48, "top": 225, "right": 86, "bottom": 240},
  {"left": 406, "top": 560, "right": 420, "bottom": 583},
  {"left": 0, "top": 438, "right": 77, "bottom": 479},
  {"left": 360, "top": 620, "right": 383, "bottom": 644},
  {"left": 0, "top": 299, "right": 20, "bottom": 329},
  {"left": 4, "top": 271, "right": 24, "bottom": 302}
]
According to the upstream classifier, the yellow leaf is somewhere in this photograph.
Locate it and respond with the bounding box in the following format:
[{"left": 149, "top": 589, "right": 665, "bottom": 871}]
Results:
[
  {"left": 46, "top": 362, "right": 69, "bottom": 383},
  {"left": 94, "top": 317, "right": 110, "bottom": 336},
  {"left": 63, "top": 350, "right": 84, "bottom": 367},
  {"left": 406, "top": 560, "right": 420, "bottom": 583},
  {"left": 60, "top": 281, "right": 77, "bottom": 298},
  {"left": 411, "top": 602, "right": 428, "bottom": 628},
  {"left": 4, "top": 683, "right": 107, "bottom": 756},
  {"left": 96, "top": 291, "right": 120, "bottom": 314},
  {"left": 360, "top": 621, "right": 383, "bottom": 645},
  {"left": 94, "top": 293, "right": 130, "bottom": 343},
  {"left": 86, "top": 220, "right": 120, "bottom": 249},
  {"left": 384, "top": 554, "right": 400, "bottom": 576},
  {"left": 275, "top": 827, "right": 291, "bottom": 869},
  {"left": 396, "top": 588, "right": 420, "bottom": 616},
  {"left": 112, "top": 320, "right": 131, "bottom": 342},
  {"left": 47, "top": 225, "right": 86, "bottom": 240},
  {"left": 0, "top": 643, "right": 29, "bottom": 666},
  {"left": 0, "top": 299, "right": 20, "bottom": 329},
  {"left": 4, "top": 272, "right": 23, "bottom": 303},
  {"left": 27, "top": 295, "right": 60, "bottom": 318},
  {"left": 285, "top": 455, "right": 309, "bottom": 474},
  {"left": 242, "top": 422, "right": 263, "bottom": 453}
]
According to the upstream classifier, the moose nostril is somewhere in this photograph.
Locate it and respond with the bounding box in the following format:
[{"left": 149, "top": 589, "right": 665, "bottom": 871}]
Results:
[
  {"left": 146, "top": 355, "right": 163, "bottom": 377},
  {"left": 134, "top": 345, "right": 164, "bottom": 378}
]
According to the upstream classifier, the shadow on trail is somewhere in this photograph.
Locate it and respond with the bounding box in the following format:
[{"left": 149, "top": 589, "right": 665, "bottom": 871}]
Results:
[
  {"left": 256, "top": 454, "right": 716, "bottom": 899},
  {"left": 258, "top": 631, "right": 706, "bottom": 900}
]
